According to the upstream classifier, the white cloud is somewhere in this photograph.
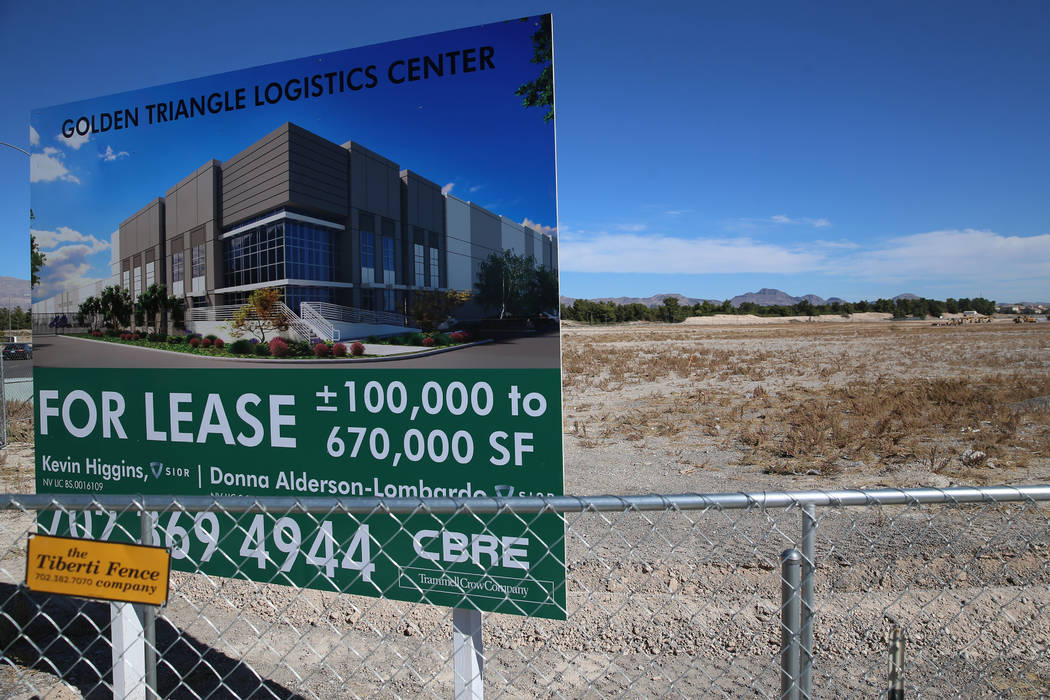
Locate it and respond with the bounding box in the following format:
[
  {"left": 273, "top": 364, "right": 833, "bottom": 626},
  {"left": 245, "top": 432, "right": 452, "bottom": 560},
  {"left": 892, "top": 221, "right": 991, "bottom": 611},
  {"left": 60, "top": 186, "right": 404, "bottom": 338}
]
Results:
[
  {"left": 33, "top": 235, "right": 110, "bottom": 302},
  {"left": 664, "top": 209, "right": 691, "bottom": 216},
  {"left": 558, "top": 231, "right": 822, "bottom": 274},
  {"left": 558, "top": 223, "right": 1048, "bottom": 300},
  {"left": 469, "top": 185, "right": 483, "bottom": 193},
  {"left": 616, "top": 223, "right": 647, "bottom": 232},
  {"left": 811, "top": 239, "right": 861, "bottom": 250},
  {"left": 521, "top": 218, "right": 557, "bottom": 238},
  {"left": 100, "top": 145, "right": 129, "bottom": 161},
  {"left": 769, "top": 214, "right": 830, "bottom": 228},
  {"left": 32, "top": 226, "right": 110, "bottom": 253},
  {"left": 30, "top": 151, "right": 80, "bottom": 184},
  {"left": 441, "top": 182, "right": 454, "bottom": 195},
  {"left": 839, "top": 229, "right": 1050, "bottom": 284},
  {"left": 29, "top": 125, "right": 39, "bottom": 146},
  {"left": 57, "top": 130, "right": 90, "bottom": 150}
]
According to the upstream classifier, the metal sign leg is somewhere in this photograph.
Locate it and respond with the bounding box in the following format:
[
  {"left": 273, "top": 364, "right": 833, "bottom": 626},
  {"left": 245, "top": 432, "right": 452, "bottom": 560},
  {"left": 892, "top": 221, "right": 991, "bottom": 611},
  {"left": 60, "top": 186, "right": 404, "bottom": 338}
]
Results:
[{"left": 453, "top": 607, "right": 484, "bottom": 699}]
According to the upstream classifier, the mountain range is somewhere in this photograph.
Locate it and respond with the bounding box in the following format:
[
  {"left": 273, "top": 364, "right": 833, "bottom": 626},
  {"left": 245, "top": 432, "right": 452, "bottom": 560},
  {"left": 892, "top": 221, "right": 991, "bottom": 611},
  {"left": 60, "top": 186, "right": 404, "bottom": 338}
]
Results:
[{"left": 560, "top": 288, "right": 858, "bottom": 308}]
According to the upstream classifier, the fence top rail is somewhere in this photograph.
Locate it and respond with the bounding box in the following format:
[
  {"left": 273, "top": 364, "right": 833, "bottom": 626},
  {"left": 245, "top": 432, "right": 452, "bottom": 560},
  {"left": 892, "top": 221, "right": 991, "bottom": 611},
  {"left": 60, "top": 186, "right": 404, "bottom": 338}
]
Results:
[{"left": 2, "top": 485, "right": 1049, "bottom": 514}]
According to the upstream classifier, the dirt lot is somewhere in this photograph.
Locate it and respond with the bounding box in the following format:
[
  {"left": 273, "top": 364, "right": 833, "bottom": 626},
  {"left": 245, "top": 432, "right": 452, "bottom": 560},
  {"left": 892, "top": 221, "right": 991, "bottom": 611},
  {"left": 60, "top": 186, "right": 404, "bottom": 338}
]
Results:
[
  {"left": 562, "top": 318, "right": 1050, "bottom": 494},
  {"left": 1, "top": 319, "right": 1048, "bottom": 697}
]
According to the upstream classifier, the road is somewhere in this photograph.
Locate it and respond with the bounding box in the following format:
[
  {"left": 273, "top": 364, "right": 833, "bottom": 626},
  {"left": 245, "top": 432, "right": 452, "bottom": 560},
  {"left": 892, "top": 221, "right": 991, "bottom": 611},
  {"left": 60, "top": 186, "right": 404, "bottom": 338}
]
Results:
[
  {"left": 32, "top": 333, "right": 561, "bottom": 369},
  {"left": 2, "top": 358, "right": 32, "bottom": 379}
]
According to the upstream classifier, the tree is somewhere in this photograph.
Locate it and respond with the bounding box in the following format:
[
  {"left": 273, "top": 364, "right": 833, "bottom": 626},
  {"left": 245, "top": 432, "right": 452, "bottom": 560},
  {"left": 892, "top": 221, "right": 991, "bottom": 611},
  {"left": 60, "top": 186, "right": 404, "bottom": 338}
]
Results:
[
  {"left": 515, "top": 15, "right": 554, "bottom": 122},
  {"left": 136, "top": 283, "right": 168, "bottom": 334},
  {"left": 166, "top": 295, "right": 185, "bottom": 330},
  {"left": 30, "top": 234, "right": 45, "bottom": 289},
  {"left": 532, "top": 265, "right": 559, "bottom": 315},
  {"left": 78, "top": 296, "right": 102, "bottom": 330},
  {"left": 98, "top": 285, "right": 133, "bottom": 329},
  {"left": 411, "top": 290, "right": 472, "bottom": 332},
  {"left": 475, "top": 251, "right": 535, "bottom": 319},
  {"left": 227, "top": 287, "right": 289, "bottom": 342}
]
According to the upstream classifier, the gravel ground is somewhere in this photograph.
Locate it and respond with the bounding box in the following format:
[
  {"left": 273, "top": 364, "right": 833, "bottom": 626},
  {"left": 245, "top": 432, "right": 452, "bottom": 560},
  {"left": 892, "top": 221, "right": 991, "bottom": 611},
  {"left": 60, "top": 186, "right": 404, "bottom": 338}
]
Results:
[{"left": 1, "top": 319, "right": 1048, "bottom": 697}]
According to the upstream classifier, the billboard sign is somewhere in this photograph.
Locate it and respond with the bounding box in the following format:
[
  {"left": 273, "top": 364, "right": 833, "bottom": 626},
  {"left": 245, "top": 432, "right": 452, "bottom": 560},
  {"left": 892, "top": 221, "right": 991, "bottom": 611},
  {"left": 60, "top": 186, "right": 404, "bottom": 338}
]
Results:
[{"left": 32, "top": 16, "right": 563, "bottom": 618}]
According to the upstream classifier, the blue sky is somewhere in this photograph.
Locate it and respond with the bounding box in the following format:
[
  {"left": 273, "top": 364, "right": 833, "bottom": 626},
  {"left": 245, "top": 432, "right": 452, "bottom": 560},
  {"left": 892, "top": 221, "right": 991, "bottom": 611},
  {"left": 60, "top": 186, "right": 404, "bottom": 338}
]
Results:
[{"left": 3, "top": 1, "right": 1049, "bottom": 303}]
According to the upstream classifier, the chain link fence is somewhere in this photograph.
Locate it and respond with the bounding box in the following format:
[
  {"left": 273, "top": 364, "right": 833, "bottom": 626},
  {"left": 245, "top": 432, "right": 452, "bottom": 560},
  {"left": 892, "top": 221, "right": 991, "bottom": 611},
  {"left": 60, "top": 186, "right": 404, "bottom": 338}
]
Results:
[{"left": 0, "top": 486, "right": 1047, "bottom": 698}]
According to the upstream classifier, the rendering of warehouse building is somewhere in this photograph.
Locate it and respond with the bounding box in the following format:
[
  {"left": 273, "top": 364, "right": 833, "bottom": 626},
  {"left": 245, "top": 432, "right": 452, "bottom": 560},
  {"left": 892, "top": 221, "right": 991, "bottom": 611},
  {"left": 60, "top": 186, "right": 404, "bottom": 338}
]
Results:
[{"left": 107, "top": 122, "right": 556, "bottom": 338}]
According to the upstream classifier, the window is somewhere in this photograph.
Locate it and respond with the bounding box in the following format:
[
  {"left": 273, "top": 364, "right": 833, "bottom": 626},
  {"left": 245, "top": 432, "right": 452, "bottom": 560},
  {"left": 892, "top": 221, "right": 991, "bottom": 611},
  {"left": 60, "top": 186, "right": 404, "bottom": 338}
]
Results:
[
  {"left": 383, "top": 289, "right": 396, "bottom": 312},
  {"left": 221, "top": 214, "right": 336, "bottom": 289},
  {"left": 172, "top": 251, "right": 184, "bottom": 282},
  {"left": 429, "top": 246, "right": 439, "bottom": 289},
  {"left": 132, "top": 266, "right": 141, "bottom": 298},
  {"left": 382, "top": 237, "right": 395, "bottom": 281},
  {"left": 360, "top": 289, "right": 375, "bottom": 311},
  {"left": 414, "top": 244, "right": 425, "bottom": 287},
  {"left": 145, "top": 261, "right": 155, "bottom": 289},
  {"left": 172, "top": 250, "right": 184, "bottom": 296},
  {"left": 360, "top": 230, "right": 375, "bottom": 284},
  {"left": 122, "top": 270, "right": 130, "bottom": 290},
  {"left": 284, "top": 286, "right": 332, "bottom": 312},
  {"left": 191, "top": 244, "right": 206, "bottom": 293}
]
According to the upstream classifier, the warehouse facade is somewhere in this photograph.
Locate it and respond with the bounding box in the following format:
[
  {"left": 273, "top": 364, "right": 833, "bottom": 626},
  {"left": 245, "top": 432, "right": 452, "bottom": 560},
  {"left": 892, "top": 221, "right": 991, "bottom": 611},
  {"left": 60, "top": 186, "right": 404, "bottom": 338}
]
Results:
[{"left": 113, "top": 122, "right": 557, "bottom": 333}]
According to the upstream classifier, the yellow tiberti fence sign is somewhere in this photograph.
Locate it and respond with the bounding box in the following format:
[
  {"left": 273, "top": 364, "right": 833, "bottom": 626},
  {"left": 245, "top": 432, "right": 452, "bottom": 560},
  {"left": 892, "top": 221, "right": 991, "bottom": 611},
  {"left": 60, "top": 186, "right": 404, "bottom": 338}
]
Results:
[{"left": 26, "top": 533, "right": 170, "bottom": 606}]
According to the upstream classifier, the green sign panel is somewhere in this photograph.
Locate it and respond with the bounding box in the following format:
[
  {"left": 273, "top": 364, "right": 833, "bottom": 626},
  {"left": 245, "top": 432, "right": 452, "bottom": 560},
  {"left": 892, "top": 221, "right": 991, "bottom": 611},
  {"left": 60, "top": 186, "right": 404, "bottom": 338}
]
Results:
[
  {"left": 31, "top": 17, "right": 563, "bottom": 618},
  {"left": 35, "top": 368, "right": 564, "bottom": 618}
]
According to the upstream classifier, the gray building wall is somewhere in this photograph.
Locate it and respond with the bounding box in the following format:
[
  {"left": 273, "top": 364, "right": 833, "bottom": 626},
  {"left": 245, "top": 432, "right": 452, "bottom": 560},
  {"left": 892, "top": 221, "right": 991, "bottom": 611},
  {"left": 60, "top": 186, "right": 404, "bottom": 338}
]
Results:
[
  {"left": 400, "top": 170, "right": 446, "bottom": 290},
  {"left": 469, "top": 203, "right": 502, "bottom": 286},
  {"left": 165, "top": 160, "right": 220, "bottom": 302},
  {"left": 118, "top": 197, "right": 165, "bottom": 300},
  {"left": 444, "top": 195, "right": 473, "bottom": 292}
]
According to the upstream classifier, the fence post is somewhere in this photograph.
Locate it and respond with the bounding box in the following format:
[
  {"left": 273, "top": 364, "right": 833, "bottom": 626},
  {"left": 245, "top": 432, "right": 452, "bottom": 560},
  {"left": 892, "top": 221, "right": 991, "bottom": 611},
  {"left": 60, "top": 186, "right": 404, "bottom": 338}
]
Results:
[
  {"left": 800, "top": 504, "right": 816, "bottom": 698},
  {"left": 140, "top": 507, "right": 158, "bottom": 699},
  {"left": 781, "top": 549, "right": 802, "bottom": 700},
  {"left": 453, "top": 607, "right": 484, "bottom": 699},
  {"left": 887, "top": 623, "right": 905, "bottom": 699},
  {"left": 0, "top": 352, "right": 7, "bottom": 448}
]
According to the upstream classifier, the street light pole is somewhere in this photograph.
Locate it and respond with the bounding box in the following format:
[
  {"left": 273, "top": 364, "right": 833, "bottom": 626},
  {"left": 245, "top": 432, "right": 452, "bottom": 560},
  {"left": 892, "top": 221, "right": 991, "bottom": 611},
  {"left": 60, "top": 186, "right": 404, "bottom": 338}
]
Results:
[{"left": 0, "top": 142, "right": 31, "bottom": 157}]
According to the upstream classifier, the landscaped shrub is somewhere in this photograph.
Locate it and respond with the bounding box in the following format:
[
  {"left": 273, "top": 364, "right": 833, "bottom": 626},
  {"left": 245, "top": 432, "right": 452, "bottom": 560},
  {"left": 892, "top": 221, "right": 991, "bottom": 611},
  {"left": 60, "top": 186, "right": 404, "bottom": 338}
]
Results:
[
  {"left": 254, "top": 342, "right": 270, "bottom": 357},
  {"left": 105, "top": 329, "right": 120, "bottom": 338},
  {"left": 131, "top": 332, "right": 141, "bottom": 341},
  {"left": 269, "top": 337, "right": 289, "bottom": 357},
  {"left": 205, "top": 334, "right": 218, "bottom": 342},
  {"left": 422, "top": 337, "right": 436, "bottom": 347},
  {"left": 189, "top": 337, "right": 201, "bottom": 348},
  {"left": 286, "top": 340, "right": 311, "bottom": 357},
  {"left": 147, "top": 332, "right": 164, "bottom": 342},
  {"left": 230, "top": 339, "right": 254, "bottom": 355},
  {"left": 313, "top": 342, "right": 331, "bottom": 357},
  {"left": 332, "top": 342, "right": 347, "bottom": 357},
  {"left": 449, "top": 330, "right": 470, "bottom": 343},
  {"left": 366, "top": 335, "right": 380, "bottom": 344},
  {"left": 91, "top": 330, "right": 103, "bottom": 337},
  {"left": 433, "top": 333, "right": 452, "bottom": 346},
  {"left": 167, "top": 335, "right": 183, "bottom": 344},
  {"left": 201, "top": 338, "right": 212, "bottom": 348},
  {"left": 213, "top": 338, "right": 225, "bottom": 350},
  {"left": 409, "top": 332, "right": 426, "bottom": 346},
  {"left": 350, "top": 341, "right": 365, "bottom": 356}
]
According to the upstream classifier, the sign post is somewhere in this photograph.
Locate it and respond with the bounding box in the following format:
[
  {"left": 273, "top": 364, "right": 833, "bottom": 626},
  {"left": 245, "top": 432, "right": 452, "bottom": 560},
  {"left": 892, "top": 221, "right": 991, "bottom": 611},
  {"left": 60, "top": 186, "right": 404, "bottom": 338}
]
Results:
[{"left": 453, "top": 607, "right": 484, "bottom": 699}]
